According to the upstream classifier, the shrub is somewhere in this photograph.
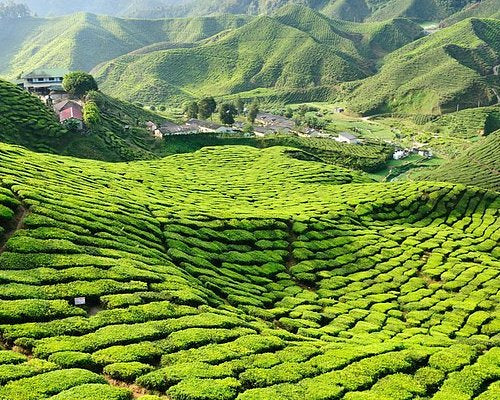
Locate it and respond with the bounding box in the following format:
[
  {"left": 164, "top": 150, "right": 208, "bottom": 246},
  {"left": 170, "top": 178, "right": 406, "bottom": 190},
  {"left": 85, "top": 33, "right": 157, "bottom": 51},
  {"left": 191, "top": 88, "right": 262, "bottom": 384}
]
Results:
[
  {"left": 48, "top": 383, "right": 132, "bottom": 400},
  {"left": 167, "top": 378, "right": 241, "bottom": 400},
  {"left": 104, "top": 362, "right": 153, "bottom": 382},
  {"left": 48, "top": 352, "right": 96, "bottom": 369}
]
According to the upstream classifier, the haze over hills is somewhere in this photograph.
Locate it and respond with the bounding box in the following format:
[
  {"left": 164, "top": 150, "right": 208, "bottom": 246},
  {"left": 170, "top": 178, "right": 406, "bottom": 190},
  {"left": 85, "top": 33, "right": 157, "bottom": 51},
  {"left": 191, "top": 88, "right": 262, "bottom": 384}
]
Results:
[
  {"left": 21, "top": 0, "right": 497, "bottom": 23},
  {"left": 93, "top": 5, "right": 424, "bottom": 105},
  {"left": 0, "top": 12, "right": 250, "bottom": 77}
]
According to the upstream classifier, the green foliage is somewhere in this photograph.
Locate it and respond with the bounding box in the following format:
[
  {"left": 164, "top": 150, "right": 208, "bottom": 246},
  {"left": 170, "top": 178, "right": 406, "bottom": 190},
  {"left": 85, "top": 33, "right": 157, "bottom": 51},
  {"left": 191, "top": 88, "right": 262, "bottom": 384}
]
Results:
[
  {"left": 219, "top": 103, "right": 237, "bottom": 125},
  {"left": 184, "top": 102, "right": 199, "bottom": 119},
  {"left": 0, "top": 137, "right": 497, "bottom": 399},
  {"left": 198, "top": 97, "right": 217, "bottom": 120},
  {"left": 48, "top": 384, "right": 132, "bottom": 400},
  {"left": 83, "top": 101, "right": 101, "bottom": 128},
  {"left": 63, "top": 72, "right": 98, "bottom": 98}
]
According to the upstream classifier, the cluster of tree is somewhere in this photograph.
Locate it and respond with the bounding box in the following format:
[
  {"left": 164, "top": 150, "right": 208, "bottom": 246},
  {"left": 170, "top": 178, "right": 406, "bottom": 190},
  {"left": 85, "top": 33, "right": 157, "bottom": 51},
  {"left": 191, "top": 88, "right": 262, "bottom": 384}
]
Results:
[
  {"left": 184, "top": 97, "right": 259, "bottom": 126},
  {"left": 0, "top": 1, "right": 30, "bottom": 18},
  {"left": 283, "top": 104, "right": 326, "bottom": 130},
  {"left": 183, "top": 96, "right": 218, "bottom": 120}
]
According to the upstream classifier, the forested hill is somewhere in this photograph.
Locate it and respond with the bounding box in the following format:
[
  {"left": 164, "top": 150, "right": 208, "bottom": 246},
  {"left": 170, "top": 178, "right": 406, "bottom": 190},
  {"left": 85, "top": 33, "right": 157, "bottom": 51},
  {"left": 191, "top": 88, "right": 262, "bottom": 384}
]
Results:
[
  {"left": 93, "top": 5, "right": 424, "bottom": 105},
  {"left": 0, "top": 12, "right": 250, "bottom": 77},
  {"left": 346, "top": 17, "right": 500, "bottom": 115},
  {"left": 21, "top": 0, "right": 497, "bottom": 23}
]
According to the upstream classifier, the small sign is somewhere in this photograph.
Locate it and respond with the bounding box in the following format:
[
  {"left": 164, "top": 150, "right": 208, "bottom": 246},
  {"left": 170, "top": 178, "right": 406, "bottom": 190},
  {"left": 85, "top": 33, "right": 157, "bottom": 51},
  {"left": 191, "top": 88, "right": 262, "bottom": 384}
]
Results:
[{"left": 74, "top": 297, "right": 86, "bottom": 306}]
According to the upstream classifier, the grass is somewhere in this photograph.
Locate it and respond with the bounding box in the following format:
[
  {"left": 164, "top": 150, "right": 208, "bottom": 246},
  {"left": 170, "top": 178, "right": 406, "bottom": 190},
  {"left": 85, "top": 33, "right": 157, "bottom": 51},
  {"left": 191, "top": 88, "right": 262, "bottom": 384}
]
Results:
[{"left": 0, "top": 137, "right": 498, "bottom": 398}]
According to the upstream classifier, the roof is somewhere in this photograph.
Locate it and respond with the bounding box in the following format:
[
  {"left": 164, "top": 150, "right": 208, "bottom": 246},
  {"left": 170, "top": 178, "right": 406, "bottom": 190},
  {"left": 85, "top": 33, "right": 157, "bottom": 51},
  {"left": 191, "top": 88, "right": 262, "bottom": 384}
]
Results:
[
  {"left": 22, "top": 68, "right": 69, "bottom": 79},
  {"left": 339, "top": 132, "right": 357, "bottom": 140},
  {"left": 186, "top": 119, "right": 221, "bottom": 130},
  {"left": 54, "top": 100, "right": 82, "bottom": 113},
  {"left": 59, "top": 106, "right": 83, "bottom": 122}
]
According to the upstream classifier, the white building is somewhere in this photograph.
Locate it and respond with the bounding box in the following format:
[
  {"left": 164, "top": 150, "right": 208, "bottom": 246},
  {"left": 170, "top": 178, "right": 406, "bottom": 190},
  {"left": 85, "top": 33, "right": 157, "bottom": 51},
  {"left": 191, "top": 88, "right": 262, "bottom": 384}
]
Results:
[{"left": 336, "top": 132, "right": 360, "bottom": 144}]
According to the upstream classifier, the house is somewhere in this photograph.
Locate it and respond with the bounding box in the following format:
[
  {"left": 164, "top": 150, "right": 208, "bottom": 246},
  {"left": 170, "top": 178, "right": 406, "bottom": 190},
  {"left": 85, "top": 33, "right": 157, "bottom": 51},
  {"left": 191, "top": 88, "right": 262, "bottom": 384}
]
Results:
[
  {"left": 186, "top": 119, "right": 221, "bottom": 133},
  {"left": 215, "top": 126, "right": 236, "bottom": 134},
  {"left": 146, "top": 121, "right": 158, "bottom": 132},
  {"left": 336, "top": 132, "right": 360, "bottom": 144},
  {"left": 159, "top": 121, "right": 190, "bottom": 135},
  {"left": 18, "top": 68, "right": 69, "bottom": 95},
  {"left": 256, "top": 113, "right": 295, "bottom": 131},
  {"left": 54, "top": 100, "right": 83, "bottom": 115},
  {"left": 393, "top": 150, "right": 409, "bottom": 160},
  {"left": 418, "top": 150, "right": 433, "bottom": 158},
  {"left": 59, "top": 106, "right": 83, "bottom": 129}
]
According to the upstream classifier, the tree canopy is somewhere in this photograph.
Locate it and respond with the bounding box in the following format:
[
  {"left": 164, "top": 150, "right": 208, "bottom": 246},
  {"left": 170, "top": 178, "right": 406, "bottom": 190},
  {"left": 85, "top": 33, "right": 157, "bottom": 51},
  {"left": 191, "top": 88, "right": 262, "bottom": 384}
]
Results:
[
  {"left": 219, "top": 103, "right": 237, "bottom": 125},
  {"left": 63, "top": 72, "right": 98, "bottom": 98},
  {"left": 0, "top": 1, "right": 31, "bottom": 18},
  {"left": 198, "top": 97, "right": 217, "bottom": 119}
]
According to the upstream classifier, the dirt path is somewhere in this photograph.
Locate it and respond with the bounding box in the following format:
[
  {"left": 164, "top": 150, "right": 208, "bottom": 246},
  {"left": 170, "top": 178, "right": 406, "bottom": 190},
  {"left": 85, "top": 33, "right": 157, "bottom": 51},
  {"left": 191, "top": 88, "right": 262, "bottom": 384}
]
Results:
[{"left": 0, "top": 204, "right": 28, "bottom": 254}]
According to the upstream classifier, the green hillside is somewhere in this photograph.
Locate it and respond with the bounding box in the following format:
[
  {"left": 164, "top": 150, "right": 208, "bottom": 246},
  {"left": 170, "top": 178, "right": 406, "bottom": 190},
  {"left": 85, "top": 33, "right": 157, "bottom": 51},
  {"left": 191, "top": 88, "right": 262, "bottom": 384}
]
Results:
[
  {"left": 94, "top": 5, "right": 423, "bottom": 105},
  {"left": 421, "top": 129, "right": 500, "bottom": 191},
  {"left": 441, "top": 0, "right": 500, "bottom": 27},
  {"left": 0, "top": 13, "right": 250, "bottom": 77},
  {"left": 0, "top": 78, "right": 167, "bottom": 161},
  {"left": 0, "top": 140, "right": 498, "bottom": 399},
  {"left": 346, "top": 17, "right": 500, "bottom": 115},
  {"left": 0, "top": 79, "right": 66, "bottom": 149}
]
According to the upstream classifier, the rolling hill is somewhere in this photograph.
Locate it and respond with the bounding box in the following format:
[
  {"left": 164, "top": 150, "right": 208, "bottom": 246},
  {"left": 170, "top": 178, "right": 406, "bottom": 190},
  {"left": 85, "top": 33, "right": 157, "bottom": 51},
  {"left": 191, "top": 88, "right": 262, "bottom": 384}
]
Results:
[
  {"left": 21, "top": 0, "right": 487, "bottom": 23},
  {"left": 0, "top": 13, "right": 250, "bottom": 78},
  {"left": 440, "top": 0, "right": 500, "bottom": 26},
  {"left": 0, "top": 78, "right": 168, "bottom": 161},
  {"left": 0, "top": 138, "right": 498, "bottom": 399},
  {"left": 346, "top": 17, "right": 500, "bottom": 115},
  {"left": 422, "top": 129, "right": 500, "bottom": 191},
  {"left": 93, "top": 5, "right": 423, "bottom": 105}
]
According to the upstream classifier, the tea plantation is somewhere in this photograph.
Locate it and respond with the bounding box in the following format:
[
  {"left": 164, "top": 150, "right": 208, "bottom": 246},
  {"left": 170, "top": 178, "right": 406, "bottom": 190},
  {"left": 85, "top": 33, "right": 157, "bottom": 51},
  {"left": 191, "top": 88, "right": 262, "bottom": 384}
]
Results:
[{"left": 0, "top": 141, "right": 498, "bottom": 399}]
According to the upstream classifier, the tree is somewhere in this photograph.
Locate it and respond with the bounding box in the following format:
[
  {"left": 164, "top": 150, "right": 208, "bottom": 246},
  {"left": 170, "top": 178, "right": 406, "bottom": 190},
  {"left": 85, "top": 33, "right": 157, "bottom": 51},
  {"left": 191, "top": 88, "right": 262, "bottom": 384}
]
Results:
[
  {"left": 247, "top": 102, "right": 259, "bottom": 123},
  {"left": 284, "top": 107, "right": 293, "bottom": 119},
  {"left": 62, "top": 118, "right": 81, "bottom": 133},
  {"left": 235, "top": 97, "right": 244, "bottom": 115},
  {"left": 198, "top": 97, "right": 217, "bottom": 119},
  {"left": 0, "top": 1, "right": 31, "bottom": 18},
  {"left": 159, "top": 105, "right": 166, "bottom": 112},
  {"left": 150, "top": 105, "right": 156, "bottom": 111},
  {"left": 83, "top": 101, "right": 101, "bottom": 128},
  {"left": 63, "top": 72, "right": 98, "bottom": 98},
  {"left": 183, "top": 101, "right": 199, "bottom": 119},
  {"left": 219, "top": 103, "right": 237, "bottom": 125}
]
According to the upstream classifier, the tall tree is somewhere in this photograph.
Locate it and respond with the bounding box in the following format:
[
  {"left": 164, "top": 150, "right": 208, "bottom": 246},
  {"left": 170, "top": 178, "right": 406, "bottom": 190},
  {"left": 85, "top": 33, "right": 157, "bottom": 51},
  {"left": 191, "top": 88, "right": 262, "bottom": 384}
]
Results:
[
  {"left": 235, "top": 97, "right": 244, "bottom": 115},
  {"left": 183, "top": 101, "right": 199, "bottom": 119},
  {"left": 219, "top": 103, "right": 237, "bottom": 125},
  {"left": 247, "top": 102, "right": 259, "bottom": 124},
  {"left": 198, "top": 96, "right": 217, "bottom": 120},
  {"left": 63, "top": 72, "right": 98, "bottom": 98}
]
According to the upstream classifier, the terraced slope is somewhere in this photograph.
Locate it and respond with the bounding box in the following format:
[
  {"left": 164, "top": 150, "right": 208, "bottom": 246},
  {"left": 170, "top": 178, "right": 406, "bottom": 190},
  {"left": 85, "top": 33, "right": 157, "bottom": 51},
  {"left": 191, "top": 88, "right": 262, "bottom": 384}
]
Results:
[
  {"left": 0, "top": 142, "right": 498, "bottom": 399},
  {"left": 0, "top": 79, "right": 65, "bottom": 149},
  {"left": 441, "top": 0, "right": 500, "bottom": 27},
  {"left": 0, "top": 79, "right": 167, "bottom": 161},
  {"left": 94, "top": 5, "right": 423, "bottom": 105},
  {"left": 346, "top": 17, "right": 500, "bottom": 115},
  {"left": 422, "top": 130, "right": 500, "bottom": 191},
  {"left": 0, "top": 13, "right": 250, "bottom": 77}
]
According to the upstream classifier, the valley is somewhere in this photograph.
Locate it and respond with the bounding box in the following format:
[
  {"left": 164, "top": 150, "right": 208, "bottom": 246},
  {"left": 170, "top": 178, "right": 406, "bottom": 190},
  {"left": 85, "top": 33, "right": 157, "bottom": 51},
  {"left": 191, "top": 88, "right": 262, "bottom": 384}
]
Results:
[{"left": 0, "top": 1, "right": 499, "bottom": 399}]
